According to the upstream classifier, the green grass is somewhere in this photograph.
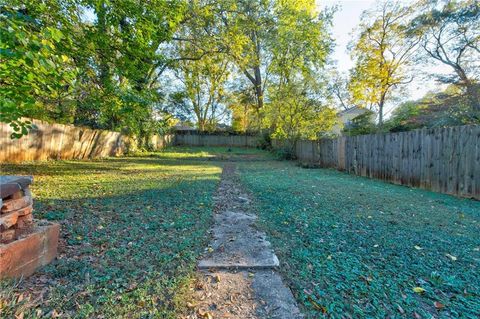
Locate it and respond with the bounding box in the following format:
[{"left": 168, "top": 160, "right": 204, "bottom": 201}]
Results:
[
  {"left": 2, "top": 147, "right": 479, "bottom": 318},
  {"left": 132, "top": 146, "right": 272, "bottom": 161},
  {"left": 238, "top": 160, "right": 480, "bottom": 318},
  {"left": 0, "top": 153, "right": 222, "bottom": 318}
]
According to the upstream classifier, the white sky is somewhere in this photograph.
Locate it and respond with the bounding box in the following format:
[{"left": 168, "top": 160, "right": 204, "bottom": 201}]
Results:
[{"left": 319, "top": 0, "right": 376, "bottom": 73}]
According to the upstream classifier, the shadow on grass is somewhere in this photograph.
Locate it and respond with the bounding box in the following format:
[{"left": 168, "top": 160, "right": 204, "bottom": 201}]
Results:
[{"left": 1, "top": 167, "right": 219, "bottom": 318}]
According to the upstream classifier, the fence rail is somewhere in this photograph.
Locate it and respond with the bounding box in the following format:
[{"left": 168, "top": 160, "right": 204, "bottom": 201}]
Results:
[
  {"left": 0, "top": 120, "right": 173, "bottom": 162},
  {"left": 273, "top": 125, "right": 480, "bottom": 199}
]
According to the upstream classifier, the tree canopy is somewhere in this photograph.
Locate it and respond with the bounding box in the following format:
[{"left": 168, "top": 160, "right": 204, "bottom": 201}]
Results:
[{"left": 1, "top": 0, "right": 479, "bottom": 141}]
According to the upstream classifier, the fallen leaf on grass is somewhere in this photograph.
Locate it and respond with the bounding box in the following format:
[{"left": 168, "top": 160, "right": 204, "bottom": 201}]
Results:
[
  {"left": 307, "top": 296, "right": 327, "bottom": 313},
  {"left": 434, "top": 301, "right": 445, "bottom": 310},
  {"left": 413, "top": 287, "right": 425, "bottom": 293},
  {"left": 445, "top": 254, "right": 457, "bottom": 261}
]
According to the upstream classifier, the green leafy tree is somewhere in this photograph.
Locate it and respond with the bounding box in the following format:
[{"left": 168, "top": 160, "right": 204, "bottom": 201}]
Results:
[
  {"left": 211, "top": 0, "right": 275, "bottom": 112},
  {"left": 0, "top": 3, "right": 78, "bottom": 137},
  {"left": 172, "top": 49, "right": 231, "bottom": 131},
  {"left": 342, "top": 110, "right": 377, "bottom": 136},
  {"left": 265, "top": 82, "right": 337, "bottom": 141},
  {"left": 74, "top": 0, "right": 185, "bottom": 137},
  {"left": 349, "top": 0, "right": 420, "bottom": 127},
  {"left": 1, "top": 0, "right": 185, "bottom": 141},
  {"left": 265, "top": 0, "right": 335, "bottom": 141},
  {"left": 228, "top": 79, "right": 258, "bottom": 133},
  {"left": 385, "top": 84, "right": 479, "bottom": 131}
]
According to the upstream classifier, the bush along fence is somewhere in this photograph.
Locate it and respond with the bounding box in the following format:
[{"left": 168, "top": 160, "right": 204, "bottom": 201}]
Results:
[
  {"left": 0, "top": 120, "right": 173, "bottom": 162},
  {"left": 273, "top": 125, "right": 480, "bottom": 200}
]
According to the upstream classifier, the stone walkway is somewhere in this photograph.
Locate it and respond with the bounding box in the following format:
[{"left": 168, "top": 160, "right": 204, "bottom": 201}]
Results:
[{"left": 186, "top": 164, "right": 302, "bottom": 319}]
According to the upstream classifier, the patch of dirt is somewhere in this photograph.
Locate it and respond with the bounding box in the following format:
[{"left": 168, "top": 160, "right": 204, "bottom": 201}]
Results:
[
  {"left": 184, "top": 163, "right": 261, "bottom": 318},
  {"left": 183, "top": 270, "right": 259, "bottom": 319}
]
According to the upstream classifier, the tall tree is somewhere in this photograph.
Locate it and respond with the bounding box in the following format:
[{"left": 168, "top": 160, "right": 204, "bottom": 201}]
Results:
[
  {"left": 1, "top": 0, "right": 185, "bottom": 140},
  {"left": 349, "top": 0, "right": 420, "bottom": 126},
  {"left": 264, "top": 0, "right": 336, "bottom": 141},
  {"left": 410, "top": 0, "right": 480, "bottom": 113},
  {"left": 172, "top": 49, "right": 230, "bottom": 131},
  {"left": 214, "top": 0, "right": 275, "bottom": 112},
  {"left": 75, "top": 0, "right": 185, "bottom": 136}
]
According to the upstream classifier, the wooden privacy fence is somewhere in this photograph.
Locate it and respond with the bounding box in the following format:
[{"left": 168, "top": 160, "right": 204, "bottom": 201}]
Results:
[
  {"left": 175, "top": 134, "right": 260, "bottom": 147},
  {"left": 274, "top": 125, "right": 480, "bottom": 199},
  {"left": 2, "top": 120, "right": 478, "bottom": 199},
  {"left": 0, "top": 120, "right": 173, "bottom": 162}
]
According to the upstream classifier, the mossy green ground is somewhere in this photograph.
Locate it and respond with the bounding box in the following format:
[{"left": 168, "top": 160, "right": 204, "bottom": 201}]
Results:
[
  {"left": 238, "top": 160, "right": 480, "bottom": 318},
  {"left": 1, "top": 147, "right": 479, "bottom": 318},
  {"left": 0, "top": 151, "right": 225, "bottom": 318}
]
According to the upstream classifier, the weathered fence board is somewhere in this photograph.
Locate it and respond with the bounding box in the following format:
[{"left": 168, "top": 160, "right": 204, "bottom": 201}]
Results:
[
  {"left": 283, "top": 125, "right": 479, "bottom": 200},
  {"left": 0, "top": 120, "right": 173, "bottom": 162}
]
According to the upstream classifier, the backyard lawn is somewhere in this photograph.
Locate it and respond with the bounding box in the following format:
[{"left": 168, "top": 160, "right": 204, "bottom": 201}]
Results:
[
  {"left": 238, "top": 160, "right": 480, "bottom": 318},
  {"left": 1, "top": 147, "right": 479, "bottom": 318},
  {"left": 0, "top": 151, "right": 223, "bottom": 318}
]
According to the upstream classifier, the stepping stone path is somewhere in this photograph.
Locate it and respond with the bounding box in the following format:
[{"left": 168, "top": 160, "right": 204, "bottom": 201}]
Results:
[{"left": 186, "top": 164, "right": 302, "bottom": 319}]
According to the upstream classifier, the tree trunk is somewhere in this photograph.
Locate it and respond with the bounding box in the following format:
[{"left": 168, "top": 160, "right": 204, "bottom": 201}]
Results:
[
  {"left": 97, "top": 2, "right": 110, "bottom": 89},
  {"left": 252, "top": 31, "right": 263, "bottom": 111},
  {"left": 198, "top": 120, "right": 206, "bottom": 131},
  {"left": 254, "top": 66, "right": 263, "bottom": 110},
  {"left": 454, "top": 68, "right": 479, "bottom": 113},
  {"left": 378, "top": 94, "right": 385, "bottom": 128},
  {"left": 465, "top": 83, "right": 480, "bottom": 112}
]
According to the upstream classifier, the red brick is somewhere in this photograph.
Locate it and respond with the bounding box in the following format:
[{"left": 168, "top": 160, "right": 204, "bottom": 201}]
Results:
[
  {"left": 0, "top": 211, "right": 20, "bottom": 230},
  {"left": 16, "top": 213, "right": 34, "bottom": 229},
  {"left": 1, "top": 190, "right": 32, "bottom": 212},
  {"left": 0, "top": 205, "right": 33, "bottom": 231},
  {"left": 9, "top": 204, "right": 33, "bottom": 216},
  {"left": 0, "top": 222, "right": 60, "bottom": 279},
  {"left": 0, "top": 229, "right": 15, "bottom": 244}
]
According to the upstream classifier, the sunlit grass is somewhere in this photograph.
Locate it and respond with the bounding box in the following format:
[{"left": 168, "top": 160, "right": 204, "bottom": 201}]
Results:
[
  {"left": 0, "top": 153, "right": 222, "bottom": 318},
  {"left": 131, "top": 146, "right": 272, "bottom": 160}
]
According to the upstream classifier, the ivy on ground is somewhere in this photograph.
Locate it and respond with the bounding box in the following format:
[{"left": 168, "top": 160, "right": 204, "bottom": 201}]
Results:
[
  {"left": 0, "top": 154, "right": 221, "bottom": 318},
  {"left": 239, "top": 160, "right": 480, "bottom": 319}
]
